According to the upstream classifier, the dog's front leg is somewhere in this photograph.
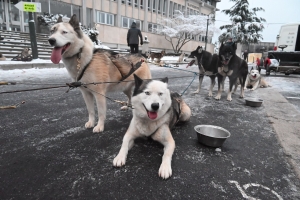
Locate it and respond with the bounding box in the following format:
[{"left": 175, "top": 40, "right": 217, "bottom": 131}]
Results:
[
  {"left": 227, "top": 77, "right": 235, "bottom": 101},
  {"left": 214, "top": 74, "right": 224, "bottom": 100},
  {"left": 113, "top": 124, "right": 138, "bottom": 167},
  {"left": 251, "top": 81, "right": 259, "bottom": 91},
  {"left": 193, "top": 74, "right": 204, "bottom": 94},
  {"left": 208, "top": 75, "right": 216, "bottom": 97},
  {"left": 80, "top": 88, "right": 95, "bottom": 129},
  {"left": 94, "top": 94, "right": 107, "bottom": 133},
  {"left": 152, "top": 125, "right": 175, "bottom": 179}
]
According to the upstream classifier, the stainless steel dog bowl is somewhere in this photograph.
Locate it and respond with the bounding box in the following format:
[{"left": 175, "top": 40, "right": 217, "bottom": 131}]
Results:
[
  {"left": 245, "top": 98, "right": 263, "bottom": 107},
  {"left": 194, "top": 125, "right": 231, "bottom": 148}
]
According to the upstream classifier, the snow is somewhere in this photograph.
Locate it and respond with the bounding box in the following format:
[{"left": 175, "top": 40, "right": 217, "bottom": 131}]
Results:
[
  {"left": 0, "top": 67, "right": 68, "bottom": 82},
  {"left": 0, "top": 59, "right": 62, "bottom": 65},
  {"left": 0, "top": 56, "right": 191, "bottom": 82}
]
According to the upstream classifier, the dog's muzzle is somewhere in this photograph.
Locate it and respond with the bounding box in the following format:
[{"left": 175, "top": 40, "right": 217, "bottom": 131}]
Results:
[{"left": 48, "top": 38, "right": 56, "bottom": 46}]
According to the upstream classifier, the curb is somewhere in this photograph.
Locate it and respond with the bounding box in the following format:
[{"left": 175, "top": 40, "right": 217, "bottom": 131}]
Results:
[{"left": 259, "top": 88, "right": 300, "bottom": 179}]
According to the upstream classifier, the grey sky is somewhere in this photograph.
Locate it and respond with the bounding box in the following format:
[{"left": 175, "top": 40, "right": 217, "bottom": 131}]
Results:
[{"left": 213, "top": 0, "right": 300, "bottom": 43}]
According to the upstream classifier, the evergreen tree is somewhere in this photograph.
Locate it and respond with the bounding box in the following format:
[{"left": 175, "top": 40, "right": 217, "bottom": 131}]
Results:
[{"left": 218, "top": 0, "right": 266, "bottom": 45}]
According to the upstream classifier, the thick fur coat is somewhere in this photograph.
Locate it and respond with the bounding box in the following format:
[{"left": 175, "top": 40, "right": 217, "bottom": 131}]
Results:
[
  {"left": 48, "top": 14, "right": 151, "bottom": 132},
  {"left": 113, "top": 75, "right": 191, "bottom": 179}
]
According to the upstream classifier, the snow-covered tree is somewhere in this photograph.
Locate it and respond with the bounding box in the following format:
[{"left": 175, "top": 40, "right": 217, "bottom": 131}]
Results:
[
  {"left": 157, "top": 10, "right": 218, "bottom": 53},
  {"left": 219, "top": 0, "right": 266, "bottom": 45},
  {"left": 37, "top": 13, "right": 109, "bottom": 49}
]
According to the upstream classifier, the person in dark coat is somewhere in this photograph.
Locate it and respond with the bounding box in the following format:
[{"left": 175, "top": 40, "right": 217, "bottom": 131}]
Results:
[
  {"left": 242, "top": 50, "right": 248, "bottom": 62},
  {"left": 127, "top": 22, "right": 143, "bottom": 53}
]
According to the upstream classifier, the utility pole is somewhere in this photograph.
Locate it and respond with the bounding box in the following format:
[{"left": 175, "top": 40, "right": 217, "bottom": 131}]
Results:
[
  {"left": 27, "top": 0, "right": 38, "bottom": 59},
  {"left": 204, "top": 17, "right": 209, "bottom": 51}
]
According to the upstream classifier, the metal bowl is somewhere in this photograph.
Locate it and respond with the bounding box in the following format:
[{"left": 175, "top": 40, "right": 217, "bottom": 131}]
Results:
[
  {"left": 245, "top": 98, "right": 263, "bottom": 107},
  {"left": 194, "top": 125, "right": 231, "bottom": 148}
]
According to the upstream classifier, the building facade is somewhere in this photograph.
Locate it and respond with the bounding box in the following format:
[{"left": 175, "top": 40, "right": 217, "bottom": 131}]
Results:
[{"left": 0, "top": 0, "right": 221, "bottom": 53}]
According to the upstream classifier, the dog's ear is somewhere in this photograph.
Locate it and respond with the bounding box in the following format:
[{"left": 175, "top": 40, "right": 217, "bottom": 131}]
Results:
[
  {"left": 134, "top": 74, "right": 143, "bottom": 88},
  {"left": 232, "top": 42, "right": 237, "bottom": 50},
  {"left": 220, "top": 42, "right": 224, "bottom": 50},
  {"left": 69, "top": 14, "right": 83, "bottom": 38},
  {"left": 56, "top": 16, "right": 63, "bottom": 23},
  {"left": 160, "top": 77, "right": 168, "bottom": 84},
  {"left": 251, "top": 66, "right": 254, "bottom": 70}
]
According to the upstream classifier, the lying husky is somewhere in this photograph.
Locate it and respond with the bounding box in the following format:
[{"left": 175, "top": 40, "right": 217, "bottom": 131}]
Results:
[
  {"left": 149, "top": 50, "right": 166, "bottom": 63},
  {"left": 113, "top": 74, "right": 191, "bottom": 179},
  {"left": 244, "top": 67, "right": 270, "bottom": 90},
  {"left": 215, "top": 42, "right": 248, "bottom": 101},
  {"left": 48, "top": 14, "right": 151, "bottom": 132},
  {"left": 186, "top": 46, "right": 218, "bottom": 96}
]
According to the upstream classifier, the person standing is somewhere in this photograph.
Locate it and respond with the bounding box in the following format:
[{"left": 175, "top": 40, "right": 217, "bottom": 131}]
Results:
[
  {"left": 127, "top": 22, "right": 143, "bottom": 53},
  {"left": 242, "top": 50, "right": 248, "bottom": 62},
  {"left": 256, "top": 57, "right": 261, "bottom": 73},
  {"left": 265, "top": 56, "right": 271, "bottom": 75}
]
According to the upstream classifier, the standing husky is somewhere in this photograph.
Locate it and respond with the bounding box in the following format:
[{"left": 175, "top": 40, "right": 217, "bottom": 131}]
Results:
[
  {"left": 244, "top": 67, "right": 270, "bottom": 90},
  {"left": 186, "top": 46, "right": 218, "bottom": 96},
  {"left": 113, "top": 75, "right": 191, "bottom": 179},
  {"left": 48, "top": 15, "right": 151, "bottom": 132},
  {"left": 215, "top": 42, "right": 248, "bottom": 101}
]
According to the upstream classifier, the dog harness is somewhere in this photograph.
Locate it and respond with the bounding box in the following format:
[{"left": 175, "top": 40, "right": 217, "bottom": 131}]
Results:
[
  {"left": 218, "top": 65, "right": 233, "bottom": 76},
  {"left": 75, "top": 49, "right": 143, "bottom": 82}
]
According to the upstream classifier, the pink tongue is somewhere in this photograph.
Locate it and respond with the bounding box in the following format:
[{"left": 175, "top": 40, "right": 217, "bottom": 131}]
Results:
[
  {"left": 148, "top": 111, "right": 157, "bottom": 119},
  {"left": 186, "top": 60, "right": 195, "bottom": 68},
  {"left": 51, "top": 47, "right": 63, "bottom": 64}
]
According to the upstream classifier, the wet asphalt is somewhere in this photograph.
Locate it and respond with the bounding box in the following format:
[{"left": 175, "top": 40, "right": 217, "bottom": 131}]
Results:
[{"left": 0, "top": 63, "right": 300, "bottom": 199}]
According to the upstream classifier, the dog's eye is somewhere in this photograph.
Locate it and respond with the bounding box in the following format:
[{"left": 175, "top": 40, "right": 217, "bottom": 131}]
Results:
[
  {"left": 145, "top": 91, "right": 150, "bottom": 95},
  {"left": 50, "top": 30, "right": 54, "bottom": 34},
  {"left": 62, "top": 31, "right": 68, "bottom": 34},
  {"left": 158, "top": 92, "right": 163, "bottom": 96}
]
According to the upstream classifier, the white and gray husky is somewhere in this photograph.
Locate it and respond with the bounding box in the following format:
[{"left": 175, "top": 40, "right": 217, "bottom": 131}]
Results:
[
  {"left": 244, "top": 67, "right": 270, "bottom": 90},
  {"left": 113, "top": 75, "right": 191, "bottom": 179}
]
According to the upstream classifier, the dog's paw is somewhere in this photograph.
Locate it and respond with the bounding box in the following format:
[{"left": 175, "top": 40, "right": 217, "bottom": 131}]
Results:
[
  {"left": 250, "top": 88, "right": 255, "bottom": 91},
  {"left": 159, "top": 163, "right": 172, "bottom": 179},
  {"left": 85, "top": 121, "right": 95, "bottom": 129},
  {"left": 120, "top": 106, "right": 128, "bottom": 110},
  {"left": 113, "top": 154, "right": 126, "bottom": 167},
  {"left": 192, "top": 90, "right": 199, "bottom": 94},
  {"left": 208, "top": 92, "right": 213, "bottom": 97},
  {"left": 214, "top": 95, "right": 221, "bottom": 100},
  {"left": 93, "top": 124, "right": 104, "bottom": 133},
  {"left": 227, "top": 96, "right": 232, "bottom": 101}
]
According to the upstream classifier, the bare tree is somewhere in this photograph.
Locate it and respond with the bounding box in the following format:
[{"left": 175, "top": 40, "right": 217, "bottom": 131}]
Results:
[{"left": 157, "top": 10, "right": 217, "bottom": 53}]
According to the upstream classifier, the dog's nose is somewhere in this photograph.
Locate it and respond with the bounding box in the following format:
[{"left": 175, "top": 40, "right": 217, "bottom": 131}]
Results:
[
  {"left": 151, "top": 103, "right": 159, "bottom": 111},
  {"left": 48, "top": 38, "right": 56, "bottom": 46}
]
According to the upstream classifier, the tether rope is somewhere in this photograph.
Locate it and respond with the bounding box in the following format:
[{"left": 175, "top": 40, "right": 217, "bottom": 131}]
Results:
[{"left": 0, "top": 65, "right": 200, "bottom": 108}]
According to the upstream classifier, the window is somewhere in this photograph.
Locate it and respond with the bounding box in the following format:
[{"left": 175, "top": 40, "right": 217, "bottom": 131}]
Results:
[
  {"left": 122, "top": 17, "right": 142, "bottom": 30},
  {"left": 96, "top": 11, "right": 114, "bottom": 26},
  {"left": 148, "top": 23, "right": 162, "bottom": 34}
]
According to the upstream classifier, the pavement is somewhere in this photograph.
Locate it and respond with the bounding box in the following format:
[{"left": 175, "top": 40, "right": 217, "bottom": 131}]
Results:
[{"left": 1, "top": 61, "right": 300, "bottom": 199}]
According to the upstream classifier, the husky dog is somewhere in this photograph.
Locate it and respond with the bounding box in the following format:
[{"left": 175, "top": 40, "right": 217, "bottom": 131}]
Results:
[
  {"left": 244, "top": 67, "right": 270, "bottom": 90},
  {"left": 186, "top": 46, "right": 218, "bottom": 96},
  {"left": 215, "top": 42, "right": 248, "bottom": 101},
  {"left": 113, "top": 75, "right": 191, "bottom": 179},
  {"left": 149, "top": 50, "right": 166, "bottom": 63},
  {"left": 48, "top": 14, "right": 151, "bottom": 132},
  {"left": 177, "top": 51, "right": 185, "bottom": 63}
]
